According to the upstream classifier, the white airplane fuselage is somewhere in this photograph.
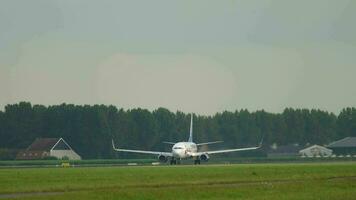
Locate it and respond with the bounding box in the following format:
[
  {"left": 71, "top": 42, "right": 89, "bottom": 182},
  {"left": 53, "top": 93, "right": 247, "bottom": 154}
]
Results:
[{"left": 172, "top": 142, "right": 197, "bottom": 159}]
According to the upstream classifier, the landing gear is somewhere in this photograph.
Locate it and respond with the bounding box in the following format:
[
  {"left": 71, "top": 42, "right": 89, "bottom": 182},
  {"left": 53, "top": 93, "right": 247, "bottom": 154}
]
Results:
[
  {"left": 170, "top": 158, "right": 182, "bottom": 165},
  {"left": 194, "top": 159, "right": 201, "bottom": 165},
  {"left": 170, "top": 159, "right": 176, "bottom": 165}
]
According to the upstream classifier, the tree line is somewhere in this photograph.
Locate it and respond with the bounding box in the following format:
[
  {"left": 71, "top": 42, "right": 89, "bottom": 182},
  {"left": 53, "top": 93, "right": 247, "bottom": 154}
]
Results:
[{"left": 0, "top": 102, "right": 355, "bottom": 159}]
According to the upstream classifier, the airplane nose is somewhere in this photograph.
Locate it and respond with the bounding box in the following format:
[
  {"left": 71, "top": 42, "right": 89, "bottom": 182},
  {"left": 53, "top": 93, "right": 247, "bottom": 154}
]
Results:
[
  {"left": 172, "top": 149, "right": 179, "bottom": 157},
  {"left": 172, "top": 149, "right": 182, "bottom": 157}
]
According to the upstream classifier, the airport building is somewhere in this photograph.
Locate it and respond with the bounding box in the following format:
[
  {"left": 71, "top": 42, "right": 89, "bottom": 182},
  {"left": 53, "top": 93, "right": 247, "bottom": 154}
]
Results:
[
  {"left": 327, "top": 137, "right": 356, "bottom": 156},
  {"left": 299, "top": 145, "right": 333, "bottom": 157},
  {"left": 267, "top": 144, "right": 303, "bottom": 158},
  {"left": 16, "top": 138, "right": 81, "bottom": 160}
]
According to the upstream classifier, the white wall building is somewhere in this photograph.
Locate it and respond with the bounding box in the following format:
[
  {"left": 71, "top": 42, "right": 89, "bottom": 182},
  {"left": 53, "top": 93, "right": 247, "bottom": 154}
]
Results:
[
  {"left": 17, "top": 138, "right": 81, "bottom": 160},
  {"left": 299, "top": 145, "right": 332, "bottom": 157},
  {"left": 49, "top": 138, "right": 81, "bottom": 160}
]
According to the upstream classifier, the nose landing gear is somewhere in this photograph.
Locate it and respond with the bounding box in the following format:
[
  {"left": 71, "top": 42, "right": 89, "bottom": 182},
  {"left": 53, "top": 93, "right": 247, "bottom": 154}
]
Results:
[{"left": 170, "top": 158, "right": 181, "bottom": 165}]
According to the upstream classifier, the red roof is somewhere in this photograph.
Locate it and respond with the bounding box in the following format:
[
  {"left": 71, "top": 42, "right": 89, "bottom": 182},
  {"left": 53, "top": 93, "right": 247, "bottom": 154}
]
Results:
[{"left": 26, "top": 138, "right": 60, "bottom": 151}]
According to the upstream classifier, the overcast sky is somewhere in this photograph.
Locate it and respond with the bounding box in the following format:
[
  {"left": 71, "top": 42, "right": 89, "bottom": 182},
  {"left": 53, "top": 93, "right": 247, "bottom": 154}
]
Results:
[{"left": 1, "top": 0, "right": 356, "bottom": 115}]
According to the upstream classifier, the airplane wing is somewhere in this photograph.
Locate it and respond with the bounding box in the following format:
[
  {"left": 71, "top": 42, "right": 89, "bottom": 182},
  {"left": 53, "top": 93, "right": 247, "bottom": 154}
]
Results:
[
  {"left": 191, "top": 146, "right": 261, "bottom": 156},
  {"left": 112, "top": 140, "right": 173, "bottom": 157},
  {"left": 198, "top": 146, "right": 260, "bottom": 155},
  {"left": 192, "top": 137, "right": 263, "bottom": 156}
]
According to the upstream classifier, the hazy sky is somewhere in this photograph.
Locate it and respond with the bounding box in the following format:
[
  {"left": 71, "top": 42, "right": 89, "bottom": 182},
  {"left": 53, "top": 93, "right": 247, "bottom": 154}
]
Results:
[{"left": 1, "top": 0, "right": 356, "bottom": 115}]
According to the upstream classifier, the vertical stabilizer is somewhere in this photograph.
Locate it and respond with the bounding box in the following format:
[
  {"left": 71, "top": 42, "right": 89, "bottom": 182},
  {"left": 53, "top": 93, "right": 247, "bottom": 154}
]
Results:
[{"left": 188, "top": 114, "right": 193, "bottom": 142}]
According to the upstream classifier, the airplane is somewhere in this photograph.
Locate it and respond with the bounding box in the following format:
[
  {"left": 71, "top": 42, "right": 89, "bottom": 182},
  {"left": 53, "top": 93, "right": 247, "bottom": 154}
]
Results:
[{"left": 112, "top": 114, "right": 262, "bottom": 165}]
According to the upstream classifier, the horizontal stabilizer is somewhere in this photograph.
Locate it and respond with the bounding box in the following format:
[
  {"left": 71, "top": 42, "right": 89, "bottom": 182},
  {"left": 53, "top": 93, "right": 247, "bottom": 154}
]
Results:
[
  {"left": 196, "top": 141, "right": 223, "bottom": 146},
  {"left": 162, "top": 141, "right": 176, "bottom": 145}
]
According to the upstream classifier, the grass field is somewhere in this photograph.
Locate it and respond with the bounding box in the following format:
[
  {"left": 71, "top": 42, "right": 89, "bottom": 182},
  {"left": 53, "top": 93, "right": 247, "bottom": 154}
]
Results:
[
  {"left": 0, "top": 162, "right": 356, "bottom": 200},
  {"left": 1, "top": 157, "right": 355, "bottom": 167},
  {"left": 0, "top": 159, "right": 156, "bottom": 167}
]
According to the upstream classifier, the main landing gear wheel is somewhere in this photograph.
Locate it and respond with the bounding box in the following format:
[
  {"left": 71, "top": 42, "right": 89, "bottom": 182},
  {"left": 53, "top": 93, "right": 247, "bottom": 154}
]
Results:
[
  {"left": 170, "top": 159, "right": 177, "bottom": 165},
  {"left": 194, "top": 160, "right": 201, "bottom": 165}
]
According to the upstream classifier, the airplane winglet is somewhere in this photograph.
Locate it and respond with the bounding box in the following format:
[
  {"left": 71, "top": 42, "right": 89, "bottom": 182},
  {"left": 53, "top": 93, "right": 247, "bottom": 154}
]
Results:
[
  {"left": 258, "top": 137, "right": 264, "bottom": 148},
  {"left": 112, "top": 139, "right": 117, "bottom": 150}
]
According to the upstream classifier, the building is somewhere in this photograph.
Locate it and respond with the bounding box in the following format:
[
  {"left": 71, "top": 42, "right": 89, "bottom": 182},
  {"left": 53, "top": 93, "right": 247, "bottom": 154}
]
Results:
[
  {"left": 16, "top": 138, "right": 81, "bottom": 160},
  {"left": 327, "top": 137, "right": 356, "bottom": 156},
  {"left": 267, "top": 144, "right": 303, "bottom": 158},
  {"left": 299, "top": 145, "right": 332, "bottom": 157}
]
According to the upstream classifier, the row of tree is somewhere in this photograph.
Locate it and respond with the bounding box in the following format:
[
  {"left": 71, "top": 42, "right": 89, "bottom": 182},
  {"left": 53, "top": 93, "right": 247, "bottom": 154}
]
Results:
[{"left": 0, "top": 102, "right": 355, "bottom": 159}]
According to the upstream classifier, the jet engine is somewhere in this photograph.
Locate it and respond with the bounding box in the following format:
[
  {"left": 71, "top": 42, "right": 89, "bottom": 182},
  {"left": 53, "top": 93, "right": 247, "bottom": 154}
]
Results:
[
  {"left": 158, "top": 154, "right": 168, "bottom": 163},
  {"left": 199, "top": 153, "right": 209, "bottom": 161}
]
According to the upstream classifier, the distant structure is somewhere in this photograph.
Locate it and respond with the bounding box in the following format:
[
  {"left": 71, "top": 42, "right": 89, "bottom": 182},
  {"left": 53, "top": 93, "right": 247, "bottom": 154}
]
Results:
[
  {"left": 16, "top": 138, "right": 81, "bottom": 160},
  {"left": 327, "top": 137, "right": 356, "bottom": 156},
  {"left": 299, "top": 145, "right": 332, "bottom": 157},
  {"left": 267, "top": 144, "right": 302, "bottom": 158}
]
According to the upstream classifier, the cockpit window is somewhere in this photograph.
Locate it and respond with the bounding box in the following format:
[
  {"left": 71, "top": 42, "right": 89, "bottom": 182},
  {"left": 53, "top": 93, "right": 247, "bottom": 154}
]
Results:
[{"left": 173, "top": 147, "right": 183, "bottom": 149}]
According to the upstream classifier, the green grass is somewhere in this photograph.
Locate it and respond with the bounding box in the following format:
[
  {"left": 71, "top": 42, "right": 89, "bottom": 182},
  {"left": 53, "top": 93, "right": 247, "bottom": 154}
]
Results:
[
  {"left": 0, "top": 162, "right": 356, "bottom": 199},
  {"left": 0, "top": 159, "right": 156, "bottom": 167},
  {"left": 1, "top": 156, "right": 355, "bottom": 167}
]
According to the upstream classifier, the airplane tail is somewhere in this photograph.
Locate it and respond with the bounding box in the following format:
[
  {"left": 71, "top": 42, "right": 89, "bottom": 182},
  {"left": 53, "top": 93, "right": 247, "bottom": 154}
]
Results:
[{"left": 188, "top": 114, "right": 193, "bottom": 142}]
